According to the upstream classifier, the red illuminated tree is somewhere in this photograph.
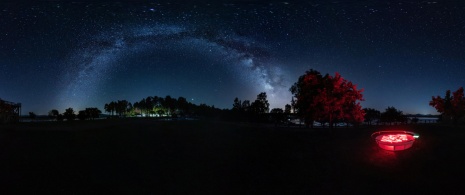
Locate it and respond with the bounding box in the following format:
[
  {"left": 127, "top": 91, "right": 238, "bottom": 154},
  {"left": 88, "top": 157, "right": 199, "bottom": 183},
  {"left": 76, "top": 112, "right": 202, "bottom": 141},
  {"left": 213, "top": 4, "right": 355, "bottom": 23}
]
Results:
[
  {"left": 430, "top": 87, "right": 465, "bottom": 123},
  {"left": 290, "top": 70, "right": 365, "bottom": 128},
  {"left": 313, "top": 73, "right": 365, "bottom": 128}
]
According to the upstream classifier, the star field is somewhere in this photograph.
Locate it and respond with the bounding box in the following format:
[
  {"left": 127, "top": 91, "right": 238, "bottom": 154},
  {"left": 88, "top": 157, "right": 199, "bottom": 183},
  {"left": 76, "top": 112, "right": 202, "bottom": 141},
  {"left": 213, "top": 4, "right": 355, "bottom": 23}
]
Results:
[{"left": 1, "top": 1, "right": 465, "bottom": 115}]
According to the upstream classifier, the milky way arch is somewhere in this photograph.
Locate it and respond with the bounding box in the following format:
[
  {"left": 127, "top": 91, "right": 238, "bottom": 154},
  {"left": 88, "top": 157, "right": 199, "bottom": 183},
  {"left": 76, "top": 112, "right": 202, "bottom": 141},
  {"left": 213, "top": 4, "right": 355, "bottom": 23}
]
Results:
[{"left": 55, "top": 23, "right": 291, "bottom": 110}]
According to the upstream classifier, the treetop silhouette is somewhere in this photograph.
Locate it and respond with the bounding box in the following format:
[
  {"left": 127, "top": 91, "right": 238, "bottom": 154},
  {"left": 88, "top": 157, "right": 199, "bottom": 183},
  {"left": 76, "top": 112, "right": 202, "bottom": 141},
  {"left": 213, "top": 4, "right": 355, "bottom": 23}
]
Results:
[{"left": 430, "top": 87, "right": 465, "bottom": 124}]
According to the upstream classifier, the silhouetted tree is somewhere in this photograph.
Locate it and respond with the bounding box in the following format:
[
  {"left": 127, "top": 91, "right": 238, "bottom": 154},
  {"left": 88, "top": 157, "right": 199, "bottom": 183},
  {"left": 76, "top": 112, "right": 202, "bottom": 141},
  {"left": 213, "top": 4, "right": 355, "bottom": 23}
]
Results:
[
  {"left": 270, "top": 108, "right": 284, "bottom": 114},
  {"left": 115, "top": 100, "right": 130, "bottom": 116},
  {"left": 231, "top": 97, "right": 244, "bottom": 121},
  {"left": 242, "top": 100, "right": 250, "bottom": 113},
  {"left": 194, "top": 103, "right": 222, "bottom": 118},
  {"left": 104, "top": 103, "right": 109, "bottom": 115},
  {"left": 163, "top": 95, "right": 176, "bottom": 115},
  {"left": 29, "top": 112, "right": 36, "bottom": 121},
  {"left": 430, "top": 87, "right": 465, "bottom": 124},
  {"left": 284, "top": 104, "right": 292, "bottom": 114},
  {"left": 106, "top": 101, "right": 128, "bottom": 117},
  {"left": 381, "top": 107, "right": 403, "bottom": 125},
  {"left": 104, "top": 102, "right": 116, "bottom": 116},
  {"left": 63, "top": 107, "right": 76, "bottom": 121},
  {"left": 127, "top": 102, "right": 133, "bottom": 116},
  {"left": 57, "top": 114, "right": 64, "bottom": 121},
  {"left": 85, "top": 107, "right": 102, "bottom": 120},
  {"left": 153, "top": 96, "right": 167, "bottom": 117},
  {"left": 291, "top": 97, "right": 296, "bottom": 113},
  {"left": 104, "top": 103, "right": 111, "bottom": 115},
  {"left": 77, "top": 110, "right": 87, "bottom": 120},
  {"left": 144, "top": 96, "right": 154, "bottom": 116},
  {"left": 363, "top": 108, "right": 381, "bottom": 125},
  {"left": 270, "top": 108, "right": 284, "bottom": 126},
  {"left": 232, "top": 97, "right": 242, "bottom": 112},
  {"left": 48, "top": 109, "right": 59, "bottom": 120},
  {"left": 177, "top": 96, "right": 189, "bottom": 115},
  {"left": 155, "top": 97, "right": 163, "bottom": 116},
  {"left": 250, "top": 92, "right": 270, "bottom": 114},
  {"left": 290, "top": 69, "right": 324, "bottom": 127},
  {"left": 133, "top": 100, "right": 144, "bottom": 116}
]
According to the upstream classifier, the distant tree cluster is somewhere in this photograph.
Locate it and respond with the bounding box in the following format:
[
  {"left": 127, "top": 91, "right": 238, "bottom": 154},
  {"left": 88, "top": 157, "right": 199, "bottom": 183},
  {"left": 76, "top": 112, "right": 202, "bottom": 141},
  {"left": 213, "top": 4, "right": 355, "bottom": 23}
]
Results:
[
  {"left": 232, "top": 92, "right": 271, "bottom": 122},
  {"left": 77, "top": 108, "right": 102, "bottom": 120},
  {"left": 47, "top": 107, "right": 102, "bottom": 122},
  {"left": 233, "top": 92, "right": 270, "bottom": 114},
  {"left": 28, "top": 112, "right": 36, "bottom": 120},
  {"left": 363, "top": 108, "right": 381, "bottom": 125},
  {"left": 362, "top": 107, "right": 411, "bottom": 125},
  {"left": 45, "top": 95, "right": 222, "bottom": 122},
  {"left": 380, "top": 106, "right": 407, "bottom": 125},
  {"left": 132, "top": 96, "right": 188, "bottom": 117},
  {"left": 102, "top": 95, "right": 222, "bottom": 119},
  {"left": 104, "top": 100, "right": 132, "bottom": 117},
  {"left": 48, "top": 109, "right": 63, "bottom": 121},
  {"left": 270, "top": 108, "right": 285, "bottom": 125},
  {"left": 290, "top": 69, "right": 365, "bottom": 128},
  {"left": 63, "top": 108, "right": 76, "bottom": 121},
  {"left": 430, "top": 87, "right": 465, "bottom": 124}
]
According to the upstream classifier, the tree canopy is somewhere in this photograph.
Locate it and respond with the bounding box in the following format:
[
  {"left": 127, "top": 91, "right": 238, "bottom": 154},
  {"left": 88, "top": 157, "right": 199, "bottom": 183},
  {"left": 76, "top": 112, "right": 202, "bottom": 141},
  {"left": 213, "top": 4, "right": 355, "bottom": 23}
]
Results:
[
  {"left": 290, "top": 69, "right": 365, "bottom": 128},
  {"left": 380, "top": 106, "right": 404, "bottom": 125},
  {"left": 78, "top": 107, "right": 102, "bottom": 120},
  {"left": 363, "top": 108, "right": 381, "bottom": 125},
  {"left": 63, "top": 107, "right": 76, "bottom": 121},
  {"left": 250, "top": 92, "right": 270, "bottom": 114},
  {"left": 430, "top": 87, "right": 465, "bottom": 123}
]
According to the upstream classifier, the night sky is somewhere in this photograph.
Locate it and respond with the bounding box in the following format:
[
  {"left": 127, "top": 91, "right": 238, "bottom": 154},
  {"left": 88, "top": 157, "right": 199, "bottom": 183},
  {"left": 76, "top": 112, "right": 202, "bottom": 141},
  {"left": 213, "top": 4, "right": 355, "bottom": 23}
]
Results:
[{"left": 1, "top": 1, "right": 464, "bottom": 115}]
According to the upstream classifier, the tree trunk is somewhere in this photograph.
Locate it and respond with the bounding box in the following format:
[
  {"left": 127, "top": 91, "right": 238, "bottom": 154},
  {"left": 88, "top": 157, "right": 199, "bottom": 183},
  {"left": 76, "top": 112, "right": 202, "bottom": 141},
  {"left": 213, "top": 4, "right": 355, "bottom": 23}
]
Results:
[{"left": 329, "top": 113, "right": 333, "bottom": 129}]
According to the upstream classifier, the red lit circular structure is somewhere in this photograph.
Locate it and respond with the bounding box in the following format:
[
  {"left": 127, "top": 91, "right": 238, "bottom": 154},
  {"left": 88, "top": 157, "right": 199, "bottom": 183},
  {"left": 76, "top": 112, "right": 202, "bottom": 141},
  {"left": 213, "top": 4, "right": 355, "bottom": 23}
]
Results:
[{"left": 371, "top": 131, "right": 419, "bottom": 151}]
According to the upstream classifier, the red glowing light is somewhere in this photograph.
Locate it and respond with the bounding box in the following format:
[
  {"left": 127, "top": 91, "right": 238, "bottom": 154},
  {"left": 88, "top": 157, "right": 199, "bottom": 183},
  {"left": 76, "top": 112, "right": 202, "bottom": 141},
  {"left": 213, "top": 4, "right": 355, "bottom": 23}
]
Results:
[
  {"left": 380, "top": 134, "right": 410, "bottom": 143},
  {"left": 372, "top": 131, "right": 418, "bottom": 151}
]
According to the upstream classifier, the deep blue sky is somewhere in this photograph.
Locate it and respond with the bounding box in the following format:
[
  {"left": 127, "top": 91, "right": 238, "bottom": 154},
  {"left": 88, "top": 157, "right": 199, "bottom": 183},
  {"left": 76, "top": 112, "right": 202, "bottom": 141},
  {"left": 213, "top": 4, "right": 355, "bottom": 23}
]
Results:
[{"left": 1, "top": 1, "right": 464, "bottom": 115}]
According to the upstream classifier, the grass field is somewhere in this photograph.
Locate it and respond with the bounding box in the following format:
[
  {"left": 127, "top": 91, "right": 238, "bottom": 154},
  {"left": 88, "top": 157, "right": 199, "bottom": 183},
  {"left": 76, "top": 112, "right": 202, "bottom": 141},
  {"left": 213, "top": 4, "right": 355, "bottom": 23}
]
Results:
[{"left": 1, "top": 119, "right": 465, "bottom": 194}]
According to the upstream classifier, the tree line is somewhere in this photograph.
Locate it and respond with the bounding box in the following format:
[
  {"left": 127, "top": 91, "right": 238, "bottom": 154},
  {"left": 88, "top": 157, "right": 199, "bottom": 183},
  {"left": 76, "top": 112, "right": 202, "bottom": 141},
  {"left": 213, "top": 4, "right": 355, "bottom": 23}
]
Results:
[
  {"left": 39, "top": 68, "right": 465, "bottom": 125},
  {"left": 45, "top": 95, "right": 223, "bottom": 121},
  {"left": 230, "top": 92, "right": 272, "bottom": 122},
  {"left": 47, "top": 107, "right": 101, "bottom": 121}
]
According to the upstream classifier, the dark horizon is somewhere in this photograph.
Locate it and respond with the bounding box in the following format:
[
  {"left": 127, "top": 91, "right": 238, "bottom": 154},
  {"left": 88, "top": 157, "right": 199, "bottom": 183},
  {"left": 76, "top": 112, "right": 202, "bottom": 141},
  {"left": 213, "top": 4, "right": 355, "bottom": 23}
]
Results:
[{"left": 2, "top": 2, "right": 465, "bottom": 115}]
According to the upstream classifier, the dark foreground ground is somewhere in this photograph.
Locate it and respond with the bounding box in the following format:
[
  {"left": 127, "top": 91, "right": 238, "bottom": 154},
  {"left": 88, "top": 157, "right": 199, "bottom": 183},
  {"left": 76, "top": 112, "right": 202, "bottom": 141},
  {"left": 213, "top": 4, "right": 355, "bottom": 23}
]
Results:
[{"left": 1, "top": 119, "right": 465, "bottom": 194}]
